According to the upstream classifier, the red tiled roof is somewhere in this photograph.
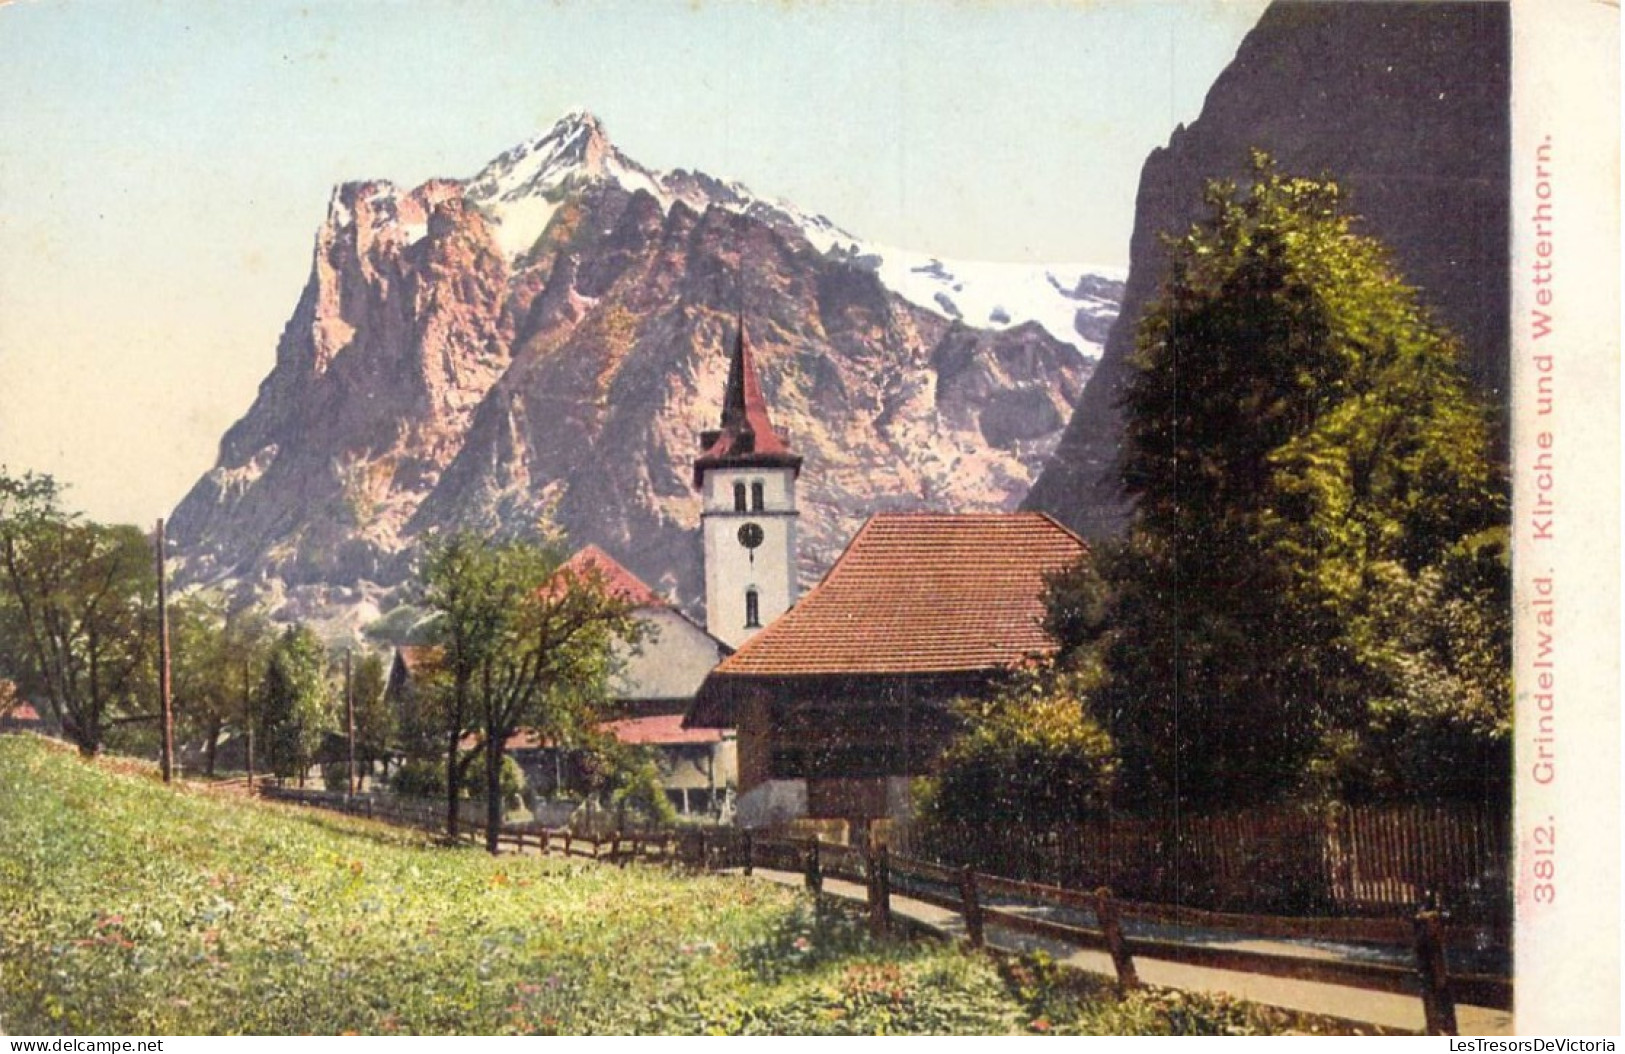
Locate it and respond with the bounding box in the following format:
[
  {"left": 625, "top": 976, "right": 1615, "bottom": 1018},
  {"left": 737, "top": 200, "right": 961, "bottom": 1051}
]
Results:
[
  {"left": 6, "top": 702, "right": 41, "bottom": 723},
  {"left": 693, "top": 321, "right": 802, "bottom": 485},
  {"left": 708, "top": 512, "right": 1087, "bottom": 678},
  {"left": 495, "top": 714, "right": 724, "bottom": 751},
  {"left": 552, "top": 545, "right": 664, "bottom": 607},
  {"left": 599, "top": 713, "right": 725, "bottom": 746}
]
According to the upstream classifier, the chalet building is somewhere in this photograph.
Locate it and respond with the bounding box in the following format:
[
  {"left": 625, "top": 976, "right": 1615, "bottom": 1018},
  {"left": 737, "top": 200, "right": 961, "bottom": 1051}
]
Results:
[
  {"left": 385, "top": 545, "right": 736, "bottom": 817},
  {"left": 685, "top": 511, "right": 1088, "bottom": 831}
]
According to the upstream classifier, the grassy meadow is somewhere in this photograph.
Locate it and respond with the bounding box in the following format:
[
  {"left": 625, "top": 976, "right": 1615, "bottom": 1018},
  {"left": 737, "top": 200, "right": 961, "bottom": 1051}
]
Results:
[{"left": 0, "top": 735, "right": 1300, "bottom": 1036}]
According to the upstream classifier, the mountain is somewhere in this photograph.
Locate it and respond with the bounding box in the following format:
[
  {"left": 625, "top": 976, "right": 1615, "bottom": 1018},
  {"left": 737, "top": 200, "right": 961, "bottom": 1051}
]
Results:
[
  {"left": 1023, "top": 1, "right": 1510, "bottom": 538},
  {"left": 169, "top": 112, "right": 1120, "bottom": 632}
]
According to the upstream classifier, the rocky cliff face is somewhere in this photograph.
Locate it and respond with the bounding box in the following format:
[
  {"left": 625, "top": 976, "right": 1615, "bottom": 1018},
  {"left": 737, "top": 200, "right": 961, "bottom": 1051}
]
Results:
[
  {"left": 170, "top": 113, "right": 1112, "bottom": 630},
  {"left": 1024, "top": 1, "right": 1510, "bottom": 538}
]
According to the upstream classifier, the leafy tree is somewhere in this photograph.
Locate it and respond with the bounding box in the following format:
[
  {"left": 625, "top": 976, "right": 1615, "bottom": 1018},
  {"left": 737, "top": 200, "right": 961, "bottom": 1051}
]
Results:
[
  {"left": 168, "top": 593, "right": 276, "bottom": 777},
  {"left": 348, "top": 650, "right": 392, "bottom": 779},
  {"left": 1099, "top": 155, "right": 1508, "bottom": 807},
  {"left": 220, "top": 606, "right": 278, "bottom": 783},
  {"left": 915, "top": 666, "right": 1116, "bottom": 831},
  {"left": 573, "top": 733, "right": 678, "bottom": 827},
  {"left": 259, "top": 624, "right": 331, "bottom": 784},
  {"left": 421, "top": 531, "right": 643, "bottom": 852},
  {"left": 0, "top": 470, "right": 155, "bottom": 755}
]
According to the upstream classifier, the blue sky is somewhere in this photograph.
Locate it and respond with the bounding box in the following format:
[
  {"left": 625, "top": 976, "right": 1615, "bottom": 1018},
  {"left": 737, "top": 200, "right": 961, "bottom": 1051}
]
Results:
[{"left": 0, "top": 0, "right": 1268, "bottom": 525}]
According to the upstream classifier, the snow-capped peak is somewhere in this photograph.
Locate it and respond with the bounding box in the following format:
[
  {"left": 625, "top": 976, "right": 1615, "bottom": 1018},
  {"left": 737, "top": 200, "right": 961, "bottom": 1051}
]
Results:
[
  {"left": 460, "top": 112, "right": 1123, "bottom": 355},
  {"left": 465, "top": 110, "right": 672, "bottom": 257}
]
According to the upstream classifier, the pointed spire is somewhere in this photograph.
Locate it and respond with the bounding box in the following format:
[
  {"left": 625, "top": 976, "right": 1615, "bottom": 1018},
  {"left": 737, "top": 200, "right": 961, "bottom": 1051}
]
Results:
[{"left": 694, "top": 317, "right": 801, "bottom": 487}]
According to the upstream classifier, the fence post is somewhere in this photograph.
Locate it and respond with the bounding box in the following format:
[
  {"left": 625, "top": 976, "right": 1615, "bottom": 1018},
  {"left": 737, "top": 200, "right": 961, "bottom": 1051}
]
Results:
[
  {"left": 868, "top": 845, "right": 891, "bottom": 936},
  {"left": 743, "top": 831, "right": 755, "bottom": 876},
  {"left": 698, "top": 830, "right": 709, "bottom": 871},
  {"left": 1413, "top": 909, "right": 1458, "bottom": 1036},
  {"left": 1095, "top": 888, "right": 1139, "bottom": 990},
  {"left": 959, "top": 866, "right": 985, "bottom": 949},
  {"left": 805, "top": 841, "right": 823, "bottom": 895}
]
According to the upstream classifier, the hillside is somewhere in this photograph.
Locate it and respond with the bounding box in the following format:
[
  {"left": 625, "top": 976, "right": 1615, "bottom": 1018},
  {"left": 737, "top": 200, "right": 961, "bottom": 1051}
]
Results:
[{"left": 0, "top": 735, "right": 1310, "bottom": 1036}]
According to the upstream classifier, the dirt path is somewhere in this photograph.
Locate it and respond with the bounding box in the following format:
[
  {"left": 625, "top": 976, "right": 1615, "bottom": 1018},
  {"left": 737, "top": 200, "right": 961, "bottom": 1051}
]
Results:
[{"left": 743, "top": 867, "right": 1513, "bottom": 1036}]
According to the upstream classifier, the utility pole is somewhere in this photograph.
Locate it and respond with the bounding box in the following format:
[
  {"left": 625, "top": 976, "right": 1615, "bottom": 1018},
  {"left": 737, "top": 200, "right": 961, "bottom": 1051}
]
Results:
[
  {"left": 244, "top": 659, "right": 255, "bottom": 789},
  {"left": 155, "top": 518, "right": 174, "bottom": 783},
  {"left": 345, "top": 647, "right": 356, "bottom": 796}
]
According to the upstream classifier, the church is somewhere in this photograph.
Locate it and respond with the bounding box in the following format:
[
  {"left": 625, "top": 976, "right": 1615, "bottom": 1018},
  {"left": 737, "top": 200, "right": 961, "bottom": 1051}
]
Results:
[{"left": 685, "top": 320, "right": 1089, "bottom": 832}]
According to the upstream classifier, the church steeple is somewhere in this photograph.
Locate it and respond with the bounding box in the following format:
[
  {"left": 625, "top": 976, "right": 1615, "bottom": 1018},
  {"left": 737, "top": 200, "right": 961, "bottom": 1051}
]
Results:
[
  {"left": 694, "top": 319, "right": 801, "bottom": 486},
  {"left": 693, "top": 317, "right": 802, "bottom": 649}
]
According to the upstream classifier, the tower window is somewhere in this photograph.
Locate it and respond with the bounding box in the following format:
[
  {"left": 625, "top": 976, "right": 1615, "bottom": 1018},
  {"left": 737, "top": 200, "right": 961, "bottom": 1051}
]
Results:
[
  {"left": 751, "top": 480, "right": 765, "bottom": 512},
  {"left": 733, "top": 482, "right": 747, "bottom": 512},
  {"left": 745, "top": 589, "right": 761, "bottom": 628}
]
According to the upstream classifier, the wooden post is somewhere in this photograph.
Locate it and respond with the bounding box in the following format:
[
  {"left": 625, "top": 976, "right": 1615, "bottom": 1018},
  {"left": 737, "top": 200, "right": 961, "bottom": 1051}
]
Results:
[
  {"left": 1095, "top": 887, "right": 1139, "bottom": 989},
  {"left": 868, "top": 845, "right": 891, "bottom": 936},
  {"left": 242, "top": 658, "right": 255, "bottom": 790},
  {"left": 698, "top": 830, "right": 709, "bottom": 870},
  {"left": 344, "top": 648, "right": 356, "bottom": 796},
  {"left": 154, "top": 519, "right": 174, "bottom": 783},
  {"left": 612, "top": 835, "right": 623, "bottom": 867},
  {"left": 744, "top": 831, "right": 755, "bottom": 876},
  {"left": 563, "top": 830, "right": 572, "bottom": 857},
  {"left": 805, "top": 841, "right": 823, "bottom": 895},
  {"left": 959, "top": 866, "right": 985, "bottom": 949},
  {"left": 1413, "top": 909, "right": 1458, "bottom": 1036}
]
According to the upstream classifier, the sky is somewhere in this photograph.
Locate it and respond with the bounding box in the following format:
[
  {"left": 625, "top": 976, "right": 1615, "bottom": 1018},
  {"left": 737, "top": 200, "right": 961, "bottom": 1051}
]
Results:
[{"left": 0, "top": 0, "right": 1270, "bottom": 527}]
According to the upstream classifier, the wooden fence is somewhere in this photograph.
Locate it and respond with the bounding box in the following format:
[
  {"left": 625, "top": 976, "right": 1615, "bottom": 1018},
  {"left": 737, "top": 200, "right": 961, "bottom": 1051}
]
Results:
[
  {"left": 259, "top": 789, "right": 1508, "bottom": 1036},
  {"left": 734, "top": 831, "right": 1507, "bottom": 1036},
  {"left": 898, "top": 803, "right": 1510, "bottom": 926}
]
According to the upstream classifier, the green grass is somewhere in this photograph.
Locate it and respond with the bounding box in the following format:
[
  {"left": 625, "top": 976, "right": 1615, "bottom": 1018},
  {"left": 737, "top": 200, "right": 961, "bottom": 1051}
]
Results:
[{"left": 0, "top": 736, "right": 1301, "bottom": 1036}]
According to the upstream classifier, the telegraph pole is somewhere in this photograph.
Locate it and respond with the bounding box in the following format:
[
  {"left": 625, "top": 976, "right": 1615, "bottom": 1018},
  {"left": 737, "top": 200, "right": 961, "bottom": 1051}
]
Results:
[
  {"left": 244, "top": 659, "right": 255, "bottom": 788},
  {"left": 345, "top": 647, "right": 356, "bottom": 795},
  {"left": 155, "top": 518, "right": 174, "bottom": 783}
]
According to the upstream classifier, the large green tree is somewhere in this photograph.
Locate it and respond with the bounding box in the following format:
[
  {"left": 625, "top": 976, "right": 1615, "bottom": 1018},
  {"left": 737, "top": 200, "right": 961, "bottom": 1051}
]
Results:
[
  {"left": 421, "top": 531, "right": 643, "bottom": 852},
  {"left": 259, "top": 624, "right": 332, "bottom": 784},
  {"left": 167, "top": 594, "right": 277, "bottom": 777},
  {"left": 0, "top": 470, "right": 155, "bottom": 756},
  {"left": 1099, "top": 156, "right": 1508, "bottom": 808}
]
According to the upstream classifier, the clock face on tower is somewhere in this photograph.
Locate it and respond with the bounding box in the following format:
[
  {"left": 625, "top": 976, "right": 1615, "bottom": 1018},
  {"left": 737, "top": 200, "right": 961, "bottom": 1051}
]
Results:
[{"left": 737, "top": 522, "right": 764, "bottom": 550}]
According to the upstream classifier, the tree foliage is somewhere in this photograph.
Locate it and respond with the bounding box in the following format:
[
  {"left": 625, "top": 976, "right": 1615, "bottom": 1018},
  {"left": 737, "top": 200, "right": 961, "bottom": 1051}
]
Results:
[
  {"left": 916, "top": 666, "right": 1116, "bottom": 830},
  {"left": 166, "top": 594, "right": 277, "bottom": 776},
  {"left": 348, "top": 650, "right": 392, "bottom": 771},
  {"left": 0, "top": 470, "right": 155, "bottom": 755},
  {"left": 1096, "top": 156, "right": 1508, "bottom": 807},
  {"left": 259, "top": 624, "right": 332, "bottom": 783},
  {"left": 573, "top": 733, "right": 679, "bottom": 826},
  {"left": 420, "top": 531, "right": 644, "bottom": 851}
]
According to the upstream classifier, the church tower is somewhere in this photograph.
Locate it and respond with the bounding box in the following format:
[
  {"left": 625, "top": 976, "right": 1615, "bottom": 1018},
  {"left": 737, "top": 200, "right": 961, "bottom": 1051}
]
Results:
[{"left": 694, "top": 321, "right": 802, "bottom": 649}]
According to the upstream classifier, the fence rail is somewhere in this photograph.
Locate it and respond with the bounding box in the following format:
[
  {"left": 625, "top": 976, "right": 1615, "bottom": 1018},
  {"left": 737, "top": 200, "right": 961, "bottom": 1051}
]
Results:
[
  {"left": 258, "top": 787, "right": 1508, "bottom": 1035},
  {"left": 899, "top": 804, "right": 1510, "bottom": 927},
  {"left": 744, "top": 833, "right": 1510, "bottom": 1036}
]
